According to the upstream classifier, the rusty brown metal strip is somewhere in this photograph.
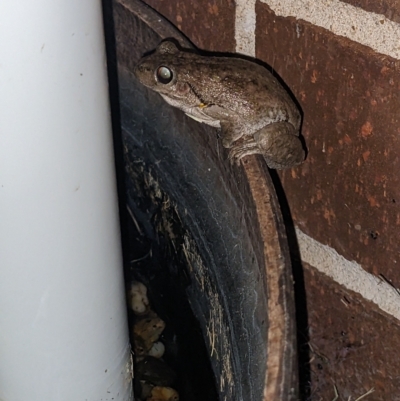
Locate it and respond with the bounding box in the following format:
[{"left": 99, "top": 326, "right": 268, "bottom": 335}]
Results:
[{"left": 243, "top": 157, "right": 298, "bottom": 400}]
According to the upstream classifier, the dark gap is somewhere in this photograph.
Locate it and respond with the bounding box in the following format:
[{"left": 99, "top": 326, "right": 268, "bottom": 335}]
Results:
[
  {"left": 269, "top": 170, "right": 311, "bottom": 401},
  {"left": 125, "top": 194, "right": 219, "bottom": 401}
]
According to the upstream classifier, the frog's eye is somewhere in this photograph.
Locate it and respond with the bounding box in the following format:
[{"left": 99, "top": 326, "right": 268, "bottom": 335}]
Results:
[{"left": 156, "top": 66, "right": 173, "bottom": 84}]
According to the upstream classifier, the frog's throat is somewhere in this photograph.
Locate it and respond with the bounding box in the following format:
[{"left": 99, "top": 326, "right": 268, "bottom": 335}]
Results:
[{"left": 185, "top": 113, "right": 221, "bottom": 128}]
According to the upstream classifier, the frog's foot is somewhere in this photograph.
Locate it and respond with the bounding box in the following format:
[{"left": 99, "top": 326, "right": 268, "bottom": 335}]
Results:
[
  {"left": 228, "top": 138, "right": 260, "bottom": 165},
  {"left": 254, "top": 122, "right": 305, "bottom": 169}
]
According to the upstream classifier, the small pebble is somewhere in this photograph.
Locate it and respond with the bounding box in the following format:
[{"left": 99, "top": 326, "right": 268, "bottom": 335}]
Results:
[
  {"left": 129, "top": 281, "right": 150, "bottom": 315},
  {"left": 148, "top": 341, "right": 165, "bottom": 358},
  {"left": 147, "top": 386, "right": 179, "bottom": 401}
]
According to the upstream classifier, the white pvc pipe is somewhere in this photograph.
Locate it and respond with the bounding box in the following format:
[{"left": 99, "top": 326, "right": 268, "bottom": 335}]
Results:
[{"left": 0, "top": 1, "right": 132, "bottom": 400}]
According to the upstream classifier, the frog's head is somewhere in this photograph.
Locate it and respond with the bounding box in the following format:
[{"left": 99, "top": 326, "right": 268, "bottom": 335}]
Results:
[{"left": 134, "top": 40, "right": 202, "bottom": 106}]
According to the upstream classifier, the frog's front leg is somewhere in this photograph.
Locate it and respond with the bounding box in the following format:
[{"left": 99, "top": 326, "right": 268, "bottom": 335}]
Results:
[
  {"left": 220, "top": 122, "right": 244, "bottom": 148},
  {"left": 229, "top": 121, "right": 305, "bottom": 169}
]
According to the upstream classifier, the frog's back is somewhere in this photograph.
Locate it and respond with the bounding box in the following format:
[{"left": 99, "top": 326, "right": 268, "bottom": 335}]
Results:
[{"left": 182, "top": 54, "right": 300, "bottom": 128}]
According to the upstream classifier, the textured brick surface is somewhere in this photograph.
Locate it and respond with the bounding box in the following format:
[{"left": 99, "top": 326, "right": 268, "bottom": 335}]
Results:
[
  {"left": 141, "top": 0, "right": 236, "bottom": 51},
  {"left": 256, "top": 2, "right": 400, "bottom": 287},
  {"left": 303, "top": 262, "right": 400, "bottom": 400},
  {"left": 342, "top": 0, "right": 400, "bottom": 22}
]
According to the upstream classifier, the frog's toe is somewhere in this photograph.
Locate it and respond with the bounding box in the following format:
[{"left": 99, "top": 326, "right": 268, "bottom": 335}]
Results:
[
  {"left": 227, "top": 148, "right": 241, "bottom": 165},
  {"left": 227, "top": 148, "right": 235, "bottom": 159},
  {"left": 230, "top": 147, "right": 251, "bottom": 165},
  {"left": 228, "top": 145, "right": 259, "bottom": 165}
]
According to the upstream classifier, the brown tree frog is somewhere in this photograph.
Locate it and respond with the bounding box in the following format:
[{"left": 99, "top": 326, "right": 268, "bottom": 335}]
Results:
[{"left": 134, "top": 40, "right": 305, "bottom": 169}]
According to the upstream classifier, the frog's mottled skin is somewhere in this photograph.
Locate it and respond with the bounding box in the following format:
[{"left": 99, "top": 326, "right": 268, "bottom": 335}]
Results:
[{"left": 134, "top": 40, "right": 305, "bottom": 169}]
